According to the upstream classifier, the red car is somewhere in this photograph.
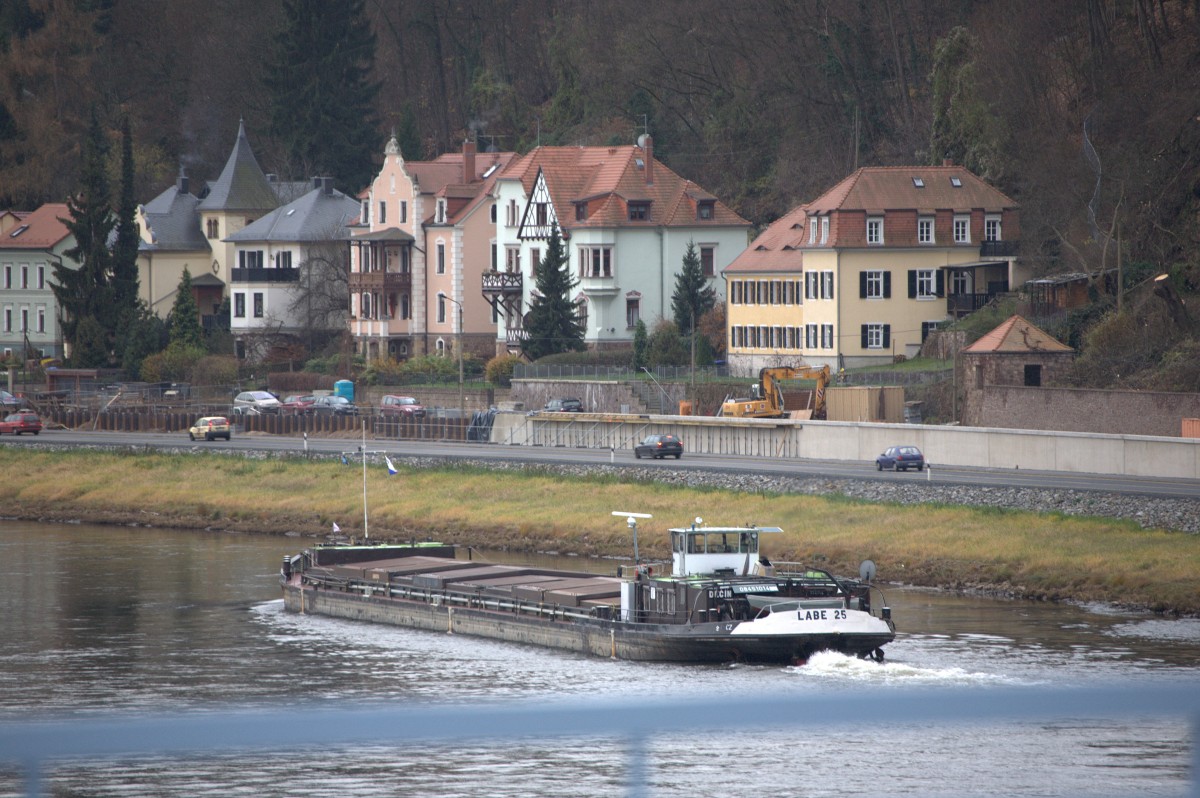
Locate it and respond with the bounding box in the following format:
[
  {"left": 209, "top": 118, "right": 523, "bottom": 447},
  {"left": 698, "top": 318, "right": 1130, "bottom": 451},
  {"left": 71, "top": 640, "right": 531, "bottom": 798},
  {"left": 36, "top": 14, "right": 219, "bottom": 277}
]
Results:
[
  {"left": 379, "top": 395, "right": 426, "bottom": 419},
  {"left": 0, "top": 412, "right": 43, "bottom": 435},
  {"left": 279, "top": 394, "right": 317, "bottom": 415}
]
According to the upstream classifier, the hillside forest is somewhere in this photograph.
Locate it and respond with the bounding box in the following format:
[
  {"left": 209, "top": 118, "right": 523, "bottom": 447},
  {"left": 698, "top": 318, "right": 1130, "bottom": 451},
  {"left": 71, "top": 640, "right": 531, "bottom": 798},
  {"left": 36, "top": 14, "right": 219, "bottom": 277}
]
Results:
[{"left": 1, "top": 0, "right": 1198, "bottom": 391}]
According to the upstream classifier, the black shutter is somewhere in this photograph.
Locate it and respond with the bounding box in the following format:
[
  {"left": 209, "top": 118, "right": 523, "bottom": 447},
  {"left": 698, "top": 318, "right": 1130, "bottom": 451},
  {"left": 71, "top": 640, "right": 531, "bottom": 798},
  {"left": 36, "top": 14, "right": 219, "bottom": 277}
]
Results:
[
  {"left": 882, "top": 324, "right": 891, "bottom": 348},
  {"left": 936, "top": 270, "right": 945, "bottom": 297},
  {"left": 884, "top": 271, "right": 892, "bottom": 298},
  {"left": 860, "top": 325, "right": 869, "bottom": 349},
  {"left": 859, "top": 271, "right": 867, "bottom": 298},
  {"left": 828, "top": 274, "right": 834, "bottom": 300},
  {"left": 908, "top": 270, "right": 917, "bottom": 299}
]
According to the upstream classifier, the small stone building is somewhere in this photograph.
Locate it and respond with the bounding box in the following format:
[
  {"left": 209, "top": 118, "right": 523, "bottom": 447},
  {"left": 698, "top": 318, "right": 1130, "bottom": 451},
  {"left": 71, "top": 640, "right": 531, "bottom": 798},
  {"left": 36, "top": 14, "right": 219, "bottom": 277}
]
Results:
[{"left": 960, "top": 315, "right": 1074, "bottom": 426}]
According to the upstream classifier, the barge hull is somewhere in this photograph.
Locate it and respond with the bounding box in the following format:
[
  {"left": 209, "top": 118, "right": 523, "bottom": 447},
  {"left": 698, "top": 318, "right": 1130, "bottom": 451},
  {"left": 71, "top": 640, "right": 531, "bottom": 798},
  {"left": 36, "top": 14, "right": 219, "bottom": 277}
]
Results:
[{"left": 282, "top": 584, "right": 890, "bottom": 665}]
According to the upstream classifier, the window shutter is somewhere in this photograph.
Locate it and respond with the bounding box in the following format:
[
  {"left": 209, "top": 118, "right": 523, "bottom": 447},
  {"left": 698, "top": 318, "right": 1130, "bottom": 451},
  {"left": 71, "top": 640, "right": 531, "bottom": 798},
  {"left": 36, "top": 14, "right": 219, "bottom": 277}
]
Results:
[
  {"left": 859, "top": 271, "right": 867, "bottom": 299},
  {"left": 936, "top": 270, "right": 945, "bottom": 297},
  {"left": 883, "top": 271, "right": 892, "bottom": 298},
  {"left": 860, "top": 325, "right": 869, "bottom": 349},
  {"left": 829, "top": 274, "right": 834, "bottom": 300},
  {"left": 908, "top": 270, "right": 917, "bottom": 299},
  {"left": 882, "top": 324, "right": 891, "bottom": 348}
]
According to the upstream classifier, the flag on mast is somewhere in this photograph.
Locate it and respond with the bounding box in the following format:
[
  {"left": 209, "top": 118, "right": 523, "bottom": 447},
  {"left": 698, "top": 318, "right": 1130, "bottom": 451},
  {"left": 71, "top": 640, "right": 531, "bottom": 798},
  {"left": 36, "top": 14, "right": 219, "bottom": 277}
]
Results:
[
  {"left": 331, "top": 522, "right": 341, "bottom": 533},
  {"left": 385, "top": 456, "right": 397, "bottom": 476}
]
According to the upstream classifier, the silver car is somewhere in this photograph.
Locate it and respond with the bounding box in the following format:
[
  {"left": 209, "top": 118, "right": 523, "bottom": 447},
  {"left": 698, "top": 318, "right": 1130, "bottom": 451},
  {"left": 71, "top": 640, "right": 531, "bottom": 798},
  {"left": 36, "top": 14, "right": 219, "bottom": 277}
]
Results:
[{"left": 232, "top": 390, "right": 281, "bottom": 415}]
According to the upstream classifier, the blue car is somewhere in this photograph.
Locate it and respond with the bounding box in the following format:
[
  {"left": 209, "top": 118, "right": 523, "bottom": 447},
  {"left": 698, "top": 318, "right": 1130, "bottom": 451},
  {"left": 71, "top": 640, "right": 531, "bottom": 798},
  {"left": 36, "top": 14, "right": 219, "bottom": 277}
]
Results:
[{"left": 876, "top": 445, "right": 924, "bottom": 471}]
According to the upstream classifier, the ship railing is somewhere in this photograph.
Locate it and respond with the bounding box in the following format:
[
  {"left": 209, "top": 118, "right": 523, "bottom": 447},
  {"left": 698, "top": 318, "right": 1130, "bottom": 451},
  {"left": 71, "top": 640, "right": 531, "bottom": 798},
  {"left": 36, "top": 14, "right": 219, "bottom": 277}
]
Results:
[{"left": 2, "top": 686, "right": 1196, "bottom": 798}]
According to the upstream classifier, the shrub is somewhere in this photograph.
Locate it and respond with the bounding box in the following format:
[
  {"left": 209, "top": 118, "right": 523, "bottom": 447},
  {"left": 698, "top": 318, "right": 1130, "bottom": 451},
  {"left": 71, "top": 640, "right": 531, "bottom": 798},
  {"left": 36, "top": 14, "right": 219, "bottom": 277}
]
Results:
[
  {"left": 485, "top": 354, "right": 521, "bottom": 386},
  {"left": 191, "top": 355, "right": 240, "bottom": 389},
  {"left": 139, "top": 343, "right": 206, "bottom": 382}
]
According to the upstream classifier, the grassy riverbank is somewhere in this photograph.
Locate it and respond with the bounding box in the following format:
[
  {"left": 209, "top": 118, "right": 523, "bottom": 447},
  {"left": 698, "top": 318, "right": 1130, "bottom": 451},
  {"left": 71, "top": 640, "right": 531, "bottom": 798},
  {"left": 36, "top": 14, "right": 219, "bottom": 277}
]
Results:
[{"left": 4, "top": 447, "right": 1198, "bottom": 615}]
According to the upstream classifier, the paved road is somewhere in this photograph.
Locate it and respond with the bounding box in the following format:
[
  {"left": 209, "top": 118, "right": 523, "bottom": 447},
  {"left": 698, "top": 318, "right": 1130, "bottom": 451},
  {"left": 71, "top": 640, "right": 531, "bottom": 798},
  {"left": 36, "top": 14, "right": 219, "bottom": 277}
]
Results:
[{"left": 5, "top": 427, "right": 1197, "bottom": 500}]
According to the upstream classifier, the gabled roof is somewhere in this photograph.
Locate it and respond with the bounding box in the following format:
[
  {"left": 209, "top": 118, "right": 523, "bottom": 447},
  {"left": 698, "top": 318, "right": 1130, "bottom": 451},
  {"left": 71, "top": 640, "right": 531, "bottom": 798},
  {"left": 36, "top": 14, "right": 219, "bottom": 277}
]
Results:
[
  {"left": 408, "top": 150, "right": 516, "bottom": 226},
  {"left": 140, "top": 173, "right": 208, "bottom": 252},
  {"left": 1, "top": 203, "right": 71, "bottom": 249},
  {"left": 497, "top": 143, "right": 748, "bottom": 230},
  {"left": 724, "top": 203, "right": 809, "bottom": 274},
  {"left": 225, "top": 181, "right": 361, "bottom": 244},
  {"left": 197, "top": 120, "right": 280, "bottom": 214},
  {"left": 807, "top": 165, "right": 1017, "bottom": 215},
  {"left": 963, "top": 315, "right": 1073, "bottom": 354}
]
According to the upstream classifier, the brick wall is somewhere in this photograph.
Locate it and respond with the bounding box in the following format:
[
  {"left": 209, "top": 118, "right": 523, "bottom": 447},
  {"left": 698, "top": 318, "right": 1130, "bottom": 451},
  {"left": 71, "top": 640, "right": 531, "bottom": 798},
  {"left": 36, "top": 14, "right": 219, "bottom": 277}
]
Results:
[{"left": 976, "top": 385, "right": 1200, "bottom": 437}]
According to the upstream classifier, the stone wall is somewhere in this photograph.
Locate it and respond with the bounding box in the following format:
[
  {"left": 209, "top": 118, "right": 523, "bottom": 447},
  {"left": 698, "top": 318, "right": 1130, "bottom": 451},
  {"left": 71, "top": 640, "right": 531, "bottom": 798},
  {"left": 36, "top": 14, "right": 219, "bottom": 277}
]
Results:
[
  {"left": 974, "top": 385, "right": 1200, "bottom": 437},
  {"left": 960, "top": 351, "right": 1074, "bottom": 427}
]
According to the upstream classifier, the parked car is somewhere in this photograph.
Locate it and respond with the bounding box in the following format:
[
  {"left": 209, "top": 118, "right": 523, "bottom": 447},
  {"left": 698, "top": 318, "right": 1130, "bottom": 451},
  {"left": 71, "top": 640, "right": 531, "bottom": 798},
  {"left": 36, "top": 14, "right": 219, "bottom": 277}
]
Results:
[
  {"left": 379, "top": 395, "right": 426, "bottom": 419},
  {"left": 0, "top": 411, "right": 42, "bottom": 435},
  {"left": 232, "top": 391, "right": 281, "bottom": 416},
  {"left": 544, "top": 397, "right": 583, "bottom": 412},
  {"left": 634, "top": 433, "right": 683, "bottom": 460},
  {"left": 188, "top": 416, "right": 232, "bottom": 442},
  {"left": 310, "top": 395, "right": 359, "bottom": 416},
  {"left": 279, "top": 394, "right": 316, "bottom": 415},
  {"left": 876, "top": 445, "right": 925, "bottom": 471}
]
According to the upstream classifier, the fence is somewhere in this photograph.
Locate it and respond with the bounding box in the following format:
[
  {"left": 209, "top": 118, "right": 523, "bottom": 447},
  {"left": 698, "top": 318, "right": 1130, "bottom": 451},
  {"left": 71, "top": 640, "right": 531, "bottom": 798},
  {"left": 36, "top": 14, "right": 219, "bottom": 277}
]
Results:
[
  {"left": 0, "top": 685, "right": 1194, "bottom": 798},
  {"left": 513, "top": 364, "right": 732, "bottom": 381}
]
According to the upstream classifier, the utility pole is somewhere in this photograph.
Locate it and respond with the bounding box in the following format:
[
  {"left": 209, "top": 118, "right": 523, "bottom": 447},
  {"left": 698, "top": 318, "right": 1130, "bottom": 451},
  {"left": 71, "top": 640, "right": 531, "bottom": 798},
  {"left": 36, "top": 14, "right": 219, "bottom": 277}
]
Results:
[{"left": 438, "top": 291, "right": 465, "bottom": 431}]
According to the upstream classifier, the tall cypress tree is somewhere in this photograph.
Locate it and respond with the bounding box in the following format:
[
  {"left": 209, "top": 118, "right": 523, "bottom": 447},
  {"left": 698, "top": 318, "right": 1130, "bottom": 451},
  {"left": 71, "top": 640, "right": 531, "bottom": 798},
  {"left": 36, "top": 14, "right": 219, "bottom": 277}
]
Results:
[
  {"left": 521, "top": 223, "right": 586, "bottom": 361},
  {"left": 265, "top": 0, "right": 380, "bottom": 191},
  {"left": 671, "top": 240, "right": 715, "bottom": 335},
  {"left": 111, "top": 115, "right": 141, "bottom": 319},
  {"left": 53, "top": 113, "right": 115, "bottom": 366}
]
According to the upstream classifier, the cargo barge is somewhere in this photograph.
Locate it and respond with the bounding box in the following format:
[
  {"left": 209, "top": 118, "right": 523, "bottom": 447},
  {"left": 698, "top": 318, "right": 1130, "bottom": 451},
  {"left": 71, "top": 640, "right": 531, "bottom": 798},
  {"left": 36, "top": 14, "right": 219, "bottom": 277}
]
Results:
[{"left": 280, "top": 515, "right": 895, "bottom": 665}]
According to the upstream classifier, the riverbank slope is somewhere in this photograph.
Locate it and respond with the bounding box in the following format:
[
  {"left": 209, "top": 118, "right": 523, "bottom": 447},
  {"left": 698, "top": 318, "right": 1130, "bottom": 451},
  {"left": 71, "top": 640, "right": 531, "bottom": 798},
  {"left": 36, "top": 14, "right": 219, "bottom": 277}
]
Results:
[{"left": 3, "top": 446, "right": 1197, "bottom": 615}]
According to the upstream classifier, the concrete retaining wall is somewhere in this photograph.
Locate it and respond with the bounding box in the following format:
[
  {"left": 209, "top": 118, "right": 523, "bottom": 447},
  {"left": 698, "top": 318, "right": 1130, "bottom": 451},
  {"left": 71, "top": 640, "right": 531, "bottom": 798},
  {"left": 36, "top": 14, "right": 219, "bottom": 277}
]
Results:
[{"left": 490, "top": 412, "right": 1200, "bottom": 480}]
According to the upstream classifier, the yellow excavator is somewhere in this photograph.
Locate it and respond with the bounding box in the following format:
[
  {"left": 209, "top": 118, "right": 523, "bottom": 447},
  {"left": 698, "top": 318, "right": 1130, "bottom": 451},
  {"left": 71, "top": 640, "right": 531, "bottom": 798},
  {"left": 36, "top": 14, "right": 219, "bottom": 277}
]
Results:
[{"left": 720, "top": 365, "right": 830, "bottom": 419}]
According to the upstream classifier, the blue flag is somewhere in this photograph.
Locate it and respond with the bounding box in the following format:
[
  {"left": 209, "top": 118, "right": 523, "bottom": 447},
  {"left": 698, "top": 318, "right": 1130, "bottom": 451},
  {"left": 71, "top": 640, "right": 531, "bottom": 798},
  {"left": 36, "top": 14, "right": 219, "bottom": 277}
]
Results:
[{"left": 385, "top": 456, "right": 397, "bottom": 476}]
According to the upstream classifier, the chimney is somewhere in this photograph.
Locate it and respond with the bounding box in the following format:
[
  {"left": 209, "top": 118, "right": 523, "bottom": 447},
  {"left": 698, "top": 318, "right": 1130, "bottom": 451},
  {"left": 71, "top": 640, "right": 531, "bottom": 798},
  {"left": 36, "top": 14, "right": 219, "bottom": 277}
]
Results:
[
  {"left": 463, "top": 139, "right": 477, "bottom": 183},
  {"left": 176, "top": 166, "right": 189, "bottom": 195},
  {"left": 942, "top": 158, "right": 953, "bottom": 167},
  {"left": 323, "top": 176, "right": 334, "bottom": 195},
  {"left": 643, "top": 135, "right": 654, "bottom": 185}
]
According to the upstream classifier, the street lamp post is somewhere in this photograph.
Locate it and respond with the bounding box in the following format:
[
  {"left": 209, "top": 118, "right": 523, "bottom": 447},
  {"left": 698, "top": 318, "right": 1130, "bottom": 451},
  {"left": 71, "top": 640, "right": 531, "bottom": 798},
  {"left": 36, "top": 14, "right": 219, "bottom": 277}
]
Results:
[{"left": 438, "top": 292, "right": 465, "bottom": 429}]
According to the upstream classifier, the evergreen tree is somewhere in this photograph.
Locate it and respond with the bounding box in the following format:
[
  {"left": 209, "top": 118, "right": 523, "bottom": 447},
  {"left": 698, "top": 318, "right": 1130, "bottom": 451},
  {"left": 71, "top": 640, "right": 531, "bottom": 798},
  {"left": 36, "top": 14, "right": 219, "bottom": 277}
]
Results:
[
  {"left": 111, "top": 115, "right": 141, "bottom": 319},
  {"left": 671, "top": 240, "right": 715, "bottom": 335},
  {"left": 631, "top": 318, "right": 648, "bottom": 370},
  {"left": 265, "top": 0, "right": 380, "bottom": 191},
  {"left": 168, "top": 268, "right": 204, "bottom": 350},
  {"left": 53, "top": 112, "right": 114, "bottom": 364},
  {"left": 521, "top": 223, "right": 585, "bottom": 361},
  {"left": 120, "top": 300, "right": 167, "bottom": 380}
]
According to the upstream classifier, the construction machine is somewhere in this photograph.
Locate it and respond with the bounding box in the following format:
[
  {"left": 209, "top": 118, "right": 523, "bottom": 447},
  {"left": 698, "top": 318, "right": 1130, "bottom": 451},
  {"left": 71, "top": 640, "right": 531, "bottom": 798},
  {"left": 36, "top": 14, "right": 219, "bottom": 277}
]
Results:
[{"left": 720, "top": 365, "right": 830, "bottom": 419}]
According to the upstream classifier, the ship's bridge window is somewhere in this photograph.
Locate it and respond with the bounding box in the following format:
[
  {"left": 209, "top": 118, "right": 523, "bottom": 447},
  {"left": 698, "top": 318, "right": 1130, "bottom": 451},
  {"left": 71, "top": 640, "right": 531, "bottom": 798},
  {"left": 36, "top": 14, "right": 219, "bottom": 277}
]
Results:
[
  {"left": 740, "top": 532, "right": 758, "bottom": 553},
  {"left": 687, "top": 534, "right": 704, "bottom": 554}
]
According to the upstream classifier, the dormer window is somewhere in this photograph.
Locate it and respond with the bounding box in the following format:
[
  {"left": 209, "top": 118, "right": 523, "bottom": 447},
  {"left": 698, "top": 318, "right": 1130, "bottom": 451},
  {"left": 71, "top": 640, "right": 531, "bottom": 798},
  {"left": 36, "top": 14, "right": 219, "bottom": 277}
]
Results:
[
  {"left": 575, "top": 202, "right": 587, "bottom": 221},
  {"left": 435, "top": 199, "right": 446, "bottom": 224},
  {"left": 628, "top": 201, "right": 650, "bottom": 221},
  {"left": 697, "top": 200, "right": 715, "bottom": 221}
]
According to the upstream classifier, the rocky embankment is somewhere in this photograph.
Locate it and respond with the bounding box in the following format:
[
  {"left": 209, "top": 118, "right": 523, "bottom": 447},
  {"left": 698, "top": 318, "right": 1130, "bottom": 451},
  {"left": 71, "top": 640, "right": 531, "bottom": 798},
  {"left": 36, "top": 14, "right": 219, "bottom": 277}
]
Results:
[{"left": 446, "top": 457, "right": 1200, "bottom": 534}]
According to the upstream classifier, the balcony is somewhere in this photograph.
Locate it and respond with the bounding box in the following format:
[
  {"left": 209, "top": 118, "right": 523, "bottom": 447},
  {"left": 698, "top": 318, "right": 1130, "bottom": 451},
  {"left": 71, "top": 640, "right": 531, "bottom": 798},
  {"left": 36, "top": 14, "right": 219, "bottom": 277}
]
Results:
[
  {"left": 230, "top": 268, "right": 299, "bottom": 284},
  {"left": 980, "top": 240, "right": 1019, "bottom": 258},
  {"left": 352, "top": 316, "right": 406, "bottom": 338},
  {"left": 482, "top": 271, "right": 522, "bottom": 297},
  {"left": 350, "top": 271, "right": 412, "bottom": 292},
  {"left": 948, "top": 292, "right": 994, "bottom": 317}
]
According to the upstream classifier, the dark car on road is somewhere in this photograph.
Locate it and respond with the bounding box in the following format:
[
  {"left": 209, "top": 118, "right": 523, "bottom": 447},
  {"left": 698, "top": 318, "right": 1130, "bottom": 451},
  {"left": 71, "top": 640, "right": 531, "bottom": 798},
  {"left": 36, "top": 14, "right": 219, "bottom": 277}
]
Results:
[
  {"left": 544, "top": 398, "right": 583, "bottom": 412},
  {"left": 634, "top": 433, "right": 683, "bottom": 460},
  {"left": 876, "top": 445, "right": 925, "bottom": 471},
  {"left": 310, "top": 395, "right": 360, "bottom": 416},
  {"left": 0, "top": 411, "right": 43, "bottom": 435}
]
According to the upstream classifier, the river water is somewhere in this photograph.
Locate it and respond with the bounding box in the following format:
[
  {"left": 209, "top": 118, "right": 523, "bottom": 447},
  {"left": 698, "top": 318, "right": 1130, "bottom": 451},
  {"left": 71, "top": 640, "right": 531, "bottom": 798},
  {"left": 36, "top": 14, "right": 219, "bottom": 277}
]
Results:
[{"left": 1, "top": 520, "right": 1198, "bottom": 797}]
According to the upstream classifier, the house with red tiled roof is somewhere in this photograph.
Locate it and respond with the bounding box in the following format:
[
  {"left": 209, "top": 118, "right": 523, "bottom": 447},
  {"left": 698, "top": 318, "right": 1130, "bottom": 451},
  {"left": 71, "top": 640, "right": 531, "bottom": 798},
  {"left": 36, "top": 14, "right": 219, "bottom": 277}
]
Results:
[
  {"left": 724, "top": 163, "right": 1021, "bottom": 374},
  {"left": 0, "top": 203, "right": 76, "bottom": 360},
  {"left": 483, "top": 136, "right": 752, "bottom": 354},
  {"left": 349, "top": 136, "right": 515, "bottom": 361}
]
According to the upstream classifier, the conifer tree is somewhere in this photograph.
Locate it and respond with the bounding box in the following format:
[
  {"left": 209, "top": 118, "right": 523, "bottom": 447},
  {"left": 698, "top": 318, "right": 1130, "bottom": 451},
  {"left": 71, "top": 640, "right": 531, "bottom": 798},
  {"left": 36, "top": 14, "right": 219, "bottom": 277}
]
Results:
[
  {"left": 521, "top": 223, "right": 586, "bottom": 361},
  {"left": 671, "top": 241, "right": 715, "bottom": 335},
  {"left": 168, "top": 268, "right": 204, "bottom": 350},
  {"left": 265, "top": 0, "right": 380, "bottom": 191},
  {"left": 53, "top": 112, "right": 114, "bottom": 366},
  {"left": 111, "top": 115, "right": 141, "bottom": 319}
]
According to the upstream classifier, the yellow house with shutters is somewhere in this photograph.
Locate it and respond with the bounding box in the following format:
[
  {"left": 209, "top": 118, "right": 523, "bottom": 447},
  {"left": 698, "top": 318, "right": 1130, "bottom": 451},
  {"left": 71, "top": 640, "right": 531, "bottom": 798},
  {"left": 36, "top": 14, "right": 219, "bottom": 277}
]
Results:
[{"left": 724, "top": 163, "right": 1022, "bottom": 375}]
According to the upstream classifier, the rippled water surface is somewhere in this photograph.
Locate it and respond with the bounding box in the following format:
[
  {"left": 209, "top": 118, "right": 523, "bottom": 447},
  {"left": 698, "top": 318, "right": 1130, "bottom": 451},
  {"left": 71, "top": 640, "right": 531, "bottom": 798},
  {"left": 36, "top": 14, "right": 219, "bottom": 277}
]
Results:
[{"left": 1, "top": 521, "right": 1197, "bottom": 797}]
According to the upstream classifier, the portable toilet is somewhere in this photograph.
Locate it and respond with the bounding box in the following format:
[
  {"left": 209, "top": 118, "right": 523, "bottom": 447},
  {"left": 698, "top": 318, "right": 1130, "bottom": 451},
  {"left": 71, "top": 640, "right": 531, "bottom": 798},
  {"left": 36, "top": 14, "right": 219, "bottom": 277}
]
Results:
[{"left": 334, "top": 380, "right": 354, "bottom": 401}]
